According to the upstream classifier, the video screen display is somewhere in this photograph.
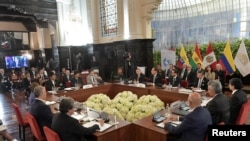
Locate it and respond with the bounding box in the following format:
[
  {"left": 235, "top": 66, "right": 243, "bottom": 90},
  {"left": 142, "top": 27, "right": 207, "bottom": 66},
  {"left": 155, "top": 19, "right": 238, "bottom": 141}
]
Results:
[{"left": 5, "top": 56, "right": 29, "bottom": 69}]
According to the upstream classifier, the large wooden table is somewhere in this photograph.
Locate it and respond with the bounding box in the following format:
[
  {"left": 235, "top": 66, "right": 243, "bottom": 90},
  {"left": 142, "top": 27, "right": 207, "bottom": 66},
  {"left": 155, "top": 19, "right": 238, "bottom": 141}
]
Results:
[
  {"left": 47, "top": 83, "right": 193, "bottom": 141},
  {"left": 132, "top": 114, "right": 168, "bottom": 141}
]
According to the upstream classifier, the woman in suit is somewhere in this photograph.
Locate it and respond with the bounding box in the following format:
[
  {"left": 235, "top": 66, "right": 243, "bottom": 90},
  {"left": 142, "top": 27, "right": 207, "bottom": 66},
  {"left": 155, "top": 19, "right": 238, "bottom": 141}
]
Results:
[
  {"left": 163, "top": 93, "right": 212, "bottom": 141},
  {"left": 206, "top": 80, "right": 230, "bottom": 124},
  {"left": 228, "top": 78, "right": 248, "bottom": 124}
]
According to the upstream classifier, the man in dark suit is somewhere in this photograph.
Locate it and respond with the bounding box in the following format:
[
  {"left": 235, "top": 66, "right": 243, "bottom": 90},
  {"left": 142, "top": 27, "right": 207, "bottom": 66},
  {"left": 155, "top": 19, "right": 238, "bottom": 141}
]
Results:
[
  {"left": 52, "top": 97, "right": 103, "bottom": 141},
  {"left": 163, "top": 92, "right": 212, "bottom": 141},
  {"left": 29, "top": 67, "right": 37, "bottom": 81},
  {"left": 62, "top": 69, "right": 72, "bottom": 88},
  {"left": 228, "top": 78, "right": 248, "bottom": 124},
  {"left": 131, "top": 67, "right": 146, "bottom": 83},
  {"left": 192, "top": 70, "right": 209, "bottom": 91},
  {"left": 186, "top": 64, "right": 195, "bottom": 87},
  {"left": 179, "top": 63, "right": 187, "bottom": 80},
  {"left": 206, "top": 80, "right": 230, "bottom": 124},
  {"left": 45, "top": 72, "right": 60, "bottom": 91},
  {"left": 148, "top": 67, "right": 163, "bottom": 86},
  {"left": 29, "top": 86, "right": 54, "bottom": 135},
  {"left": 168, "top": 69, "right": 181, "bottom": 87},
  {"left": 71, "top": 71, "right": 83, "bottom": 87}
]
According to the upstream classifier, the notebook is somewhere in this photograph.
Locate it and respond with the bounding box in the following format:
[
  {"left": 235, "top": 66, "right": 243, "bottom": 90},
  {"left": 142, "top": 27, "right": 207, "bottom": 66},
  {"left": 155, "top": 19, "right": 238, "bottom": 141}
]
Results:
[{"left": 83, "top": 121, "right": 113, "bottom": 132}]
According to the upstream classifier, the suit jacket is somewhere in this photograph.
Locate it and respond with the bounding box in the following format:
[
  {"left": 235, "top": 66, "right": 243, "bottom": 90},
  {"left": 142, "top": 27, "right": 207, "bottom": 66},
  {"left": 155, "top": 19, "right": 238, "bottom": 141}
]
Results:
[
  {"left": 229, "top": 89, "right": 248, "bottom": 124},
  {"left": 86, "top": 74, "right": 101, "bottom": 84},
  {"left": 62, "top": 75, "right": 72, "bottom": 87},
  {"left": 29, "top": 99, "right": 53, "bottom": 135},
  {"left": 179, "top": 68, "right": 188, "bottom": 80},
  {"left": 45, "top": 79, "right": 60, "bottom": 91},
  {"left": 193, "top": 77, "right": 209, "bottom": 90},
  {"left": 168, "top": 76, "right": 181, "bottom": 87},
  {"left": 164, "top": 106, "right": 212, "bottom": 141},
  {"left": 131, "top": 73, "right": 146, "bottom": 83},
  {"left": 52, "top": 113, "right": 99, "bottom": 141},
  {"left": 205, "top": 93, "right": 230, "bottom": 124},
  {"left": 214, "top": 70, "right": 226, "bottom": 86},
  {"left": 71, "top": 77, "right": 83, "bottom": 87},
  {"left": 23, "top": 77, "right": 31, "bottom": 90},
  {"left": 186, "top": 70, "right": 195, "bottom": 87},
  {"left": 148, "top": 73, "right": 162, "bottom": 85}
]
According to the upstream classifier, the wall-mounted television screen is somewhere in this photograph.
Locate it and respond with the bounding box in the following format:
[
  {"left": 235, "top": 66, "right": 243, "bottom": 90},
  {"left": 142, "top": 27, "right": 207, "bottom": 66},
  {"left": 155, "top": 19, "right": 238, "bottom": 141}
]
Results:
[
  {"left": 5, "top": 56, "right": 29, "bottom": 69},
  {"left": 0, "top": 31, "right": 30, "bottom": 50}
]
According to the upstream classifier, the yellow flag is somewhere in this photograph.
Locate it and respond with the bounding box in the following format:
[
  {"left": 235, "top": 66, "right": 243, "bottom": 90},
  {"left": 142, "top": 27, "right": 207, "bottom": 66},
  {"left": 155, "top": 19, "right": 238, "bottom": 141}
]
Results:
[{"left": 180, "top": 44, "right": 189, "bottom": 65}]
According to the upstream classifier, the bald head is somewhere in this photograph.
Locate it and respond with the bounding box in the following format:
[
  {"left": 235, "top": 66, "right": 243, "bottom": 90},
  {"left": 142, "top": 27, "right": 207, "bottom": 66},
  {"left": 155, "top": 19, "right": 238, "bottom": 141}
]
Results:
[{"left": 188, "top": 92, "right": 202, "bottom": 108}]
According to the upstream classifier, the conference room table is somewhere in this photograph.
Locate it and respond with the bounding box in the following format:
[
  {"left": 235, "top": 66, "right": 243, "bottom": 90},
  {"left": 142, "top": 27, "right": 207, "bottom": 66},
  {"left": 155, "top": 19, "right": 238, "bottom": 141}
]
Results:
[{"left": 46, "top": 83, "right": 208, "bottom": 141}]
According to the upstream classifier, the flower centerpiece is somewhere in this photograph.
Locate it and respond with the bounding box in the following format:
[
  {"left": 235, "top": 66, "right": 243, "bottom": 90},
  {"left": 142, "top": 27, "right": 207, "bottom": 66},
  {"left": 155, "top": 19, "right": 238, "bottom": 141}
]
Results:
[
  {"left": 85, "top": 93, "right": 110, "bottom": 111},
  {"left": 126, "top": 95, "right": 164, "bottom": 122},
  {"left": 105, "top": 91, "right": 138, "bottom": 119}
]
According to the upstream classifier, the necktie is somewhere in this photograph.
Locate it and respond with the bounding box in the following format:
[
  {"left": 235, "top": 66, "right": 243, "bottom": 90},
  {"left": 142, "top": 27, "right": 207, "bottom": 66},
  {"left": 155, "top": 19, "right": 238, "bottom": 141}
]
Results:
[
  {"left": 173, "top": 77, "right": 175, "bottom": 85},
  {"left": 153, "top": 75, "right": 156, "bottom": 83},
  {"left": 92, "top": 76, "right": 95, "bottom": 83},
  {"left": 198, "top": 79, "right": 202, "bottom": 88}
]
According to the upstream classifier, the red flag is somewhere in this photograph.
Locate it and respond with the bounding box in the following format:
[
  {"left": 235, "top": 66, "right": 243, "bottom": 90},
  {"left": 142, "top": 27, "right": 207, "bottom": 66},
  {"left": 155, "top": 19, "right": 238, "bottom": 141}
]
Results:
[
  {"left": 176, "top": 56, "right": 184, "bottom": 69},
  {"left": 203, "top": 42, "right": 217, "bottom": 70}
]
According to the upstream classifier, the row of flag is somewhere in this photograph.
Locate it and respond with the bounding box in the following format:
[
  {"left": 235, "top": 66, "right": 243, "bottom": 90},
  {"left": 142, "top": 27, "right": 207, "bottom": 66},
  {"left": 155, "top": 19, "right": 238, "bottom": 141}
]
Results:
[{"left": 178, "top": 40, "right": 250, "bottom": 77}]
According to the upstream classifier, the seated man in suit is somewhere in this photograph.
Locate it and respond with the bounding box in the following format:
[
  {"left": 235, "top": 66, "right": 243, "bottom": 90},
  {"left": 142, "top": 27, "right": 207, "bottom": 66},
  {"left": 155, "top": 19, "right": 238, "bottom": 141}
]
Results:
[
  {"left": 131, "top": 67, "right": 146, "bottom": 83},
  {"left": 52, "top": 97, "right": 104, "bottom": 141},
  {"left": 168, "top": 69, "right": 181, "bottom": 87},
  {"left": 62, "top": 69, "right": 72, "bottom": 88},
  {"left": 70, "top": 71, "right": 83, "bottom": 88},
  {"left": 163, "top": 92, "right": 212, "bottom": 141},
  {"left": 148, "top": 67, "right": 163, "bottom": 86},
  {"left": 206, "top": 80, "right": 230, "bottom": 124},
  {"left": 185, "top": 64, "right": 195, "bottom": 87},
  {"left": 228, "top": 78, "right": 248, "bottom": 124},
  {"left": 29, "top": 86, "right": 54, "bottom": 136},
  {"left": 45, "top": 72, "right": 61, "bottom": 91},
  {"left": 192, "top": 70, "right": 209, "bottom": 91},
  {"left": 86, "top": 69, "right": 102, "bottom": 85}
]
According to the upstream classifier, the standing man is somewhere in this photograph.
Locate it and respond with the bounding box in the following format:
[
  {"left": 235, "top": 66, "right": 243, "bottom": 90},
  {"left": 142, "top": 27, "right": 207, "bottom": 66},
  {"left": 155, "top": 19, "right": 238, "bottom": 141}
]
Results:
[{"left": 123, "top": 48, "right": 132, "bottom": 79}]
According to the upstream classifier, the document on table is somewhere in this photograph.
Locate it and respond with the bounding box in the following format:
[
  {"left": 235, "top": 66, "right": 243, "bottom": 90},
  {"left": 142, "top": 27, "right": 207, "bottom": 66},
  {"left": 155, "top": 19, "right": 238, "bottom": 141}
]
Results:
[
  {"left": 83, "top": 121, "right": 113, "bottom": 132},
  {"left": 156, "top": 121, "right": 181, "bottom": 128}
]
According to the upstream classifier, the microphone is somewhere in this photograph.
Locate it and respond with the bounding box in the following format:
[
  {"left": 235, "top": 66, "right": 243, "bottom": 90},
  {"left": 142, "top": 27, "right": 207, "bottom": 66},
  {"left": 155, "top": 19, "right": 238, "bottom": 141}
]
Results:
[{"left": 89, "top": 109, "right": 109, "bottom": 123}]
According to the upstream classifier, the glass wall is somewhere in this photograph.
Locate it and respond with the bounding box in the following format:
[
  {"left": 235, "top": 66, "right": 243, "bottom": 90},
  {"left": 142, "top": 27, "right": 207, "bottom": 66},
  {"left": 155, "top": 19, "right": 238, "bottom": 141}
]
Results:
[{"left": 152, "top": 0, "right": 250, "bottom": 50}]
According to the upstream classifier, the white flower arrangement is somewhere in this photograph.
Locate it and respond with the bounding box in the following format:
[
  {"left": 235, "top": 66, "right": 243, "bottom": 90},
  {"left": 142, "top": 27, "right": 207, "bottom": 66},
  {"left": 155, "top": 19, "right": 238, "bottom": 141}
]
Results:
[
  {"left": 85, "top": 93, "right": 110, "bottom": 111},
  {"left": 126, "top": 95, "right": 165, "bottom": 122},
  {"left": 84, "top": 92, "right": 164, "bottom": 122},
  {"left": 106, "top": 91, "right": 138, "bottom": 119}
]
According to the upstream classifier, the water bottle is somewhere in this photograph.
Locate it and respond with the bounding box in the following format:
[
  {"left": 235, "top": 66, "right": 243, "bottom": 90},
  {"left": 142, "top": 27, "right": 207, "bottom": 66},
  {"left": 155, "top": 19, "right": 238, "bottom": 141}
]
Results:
[{"left": 165, "top": 103, "right": 170, "bottom": 117}]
